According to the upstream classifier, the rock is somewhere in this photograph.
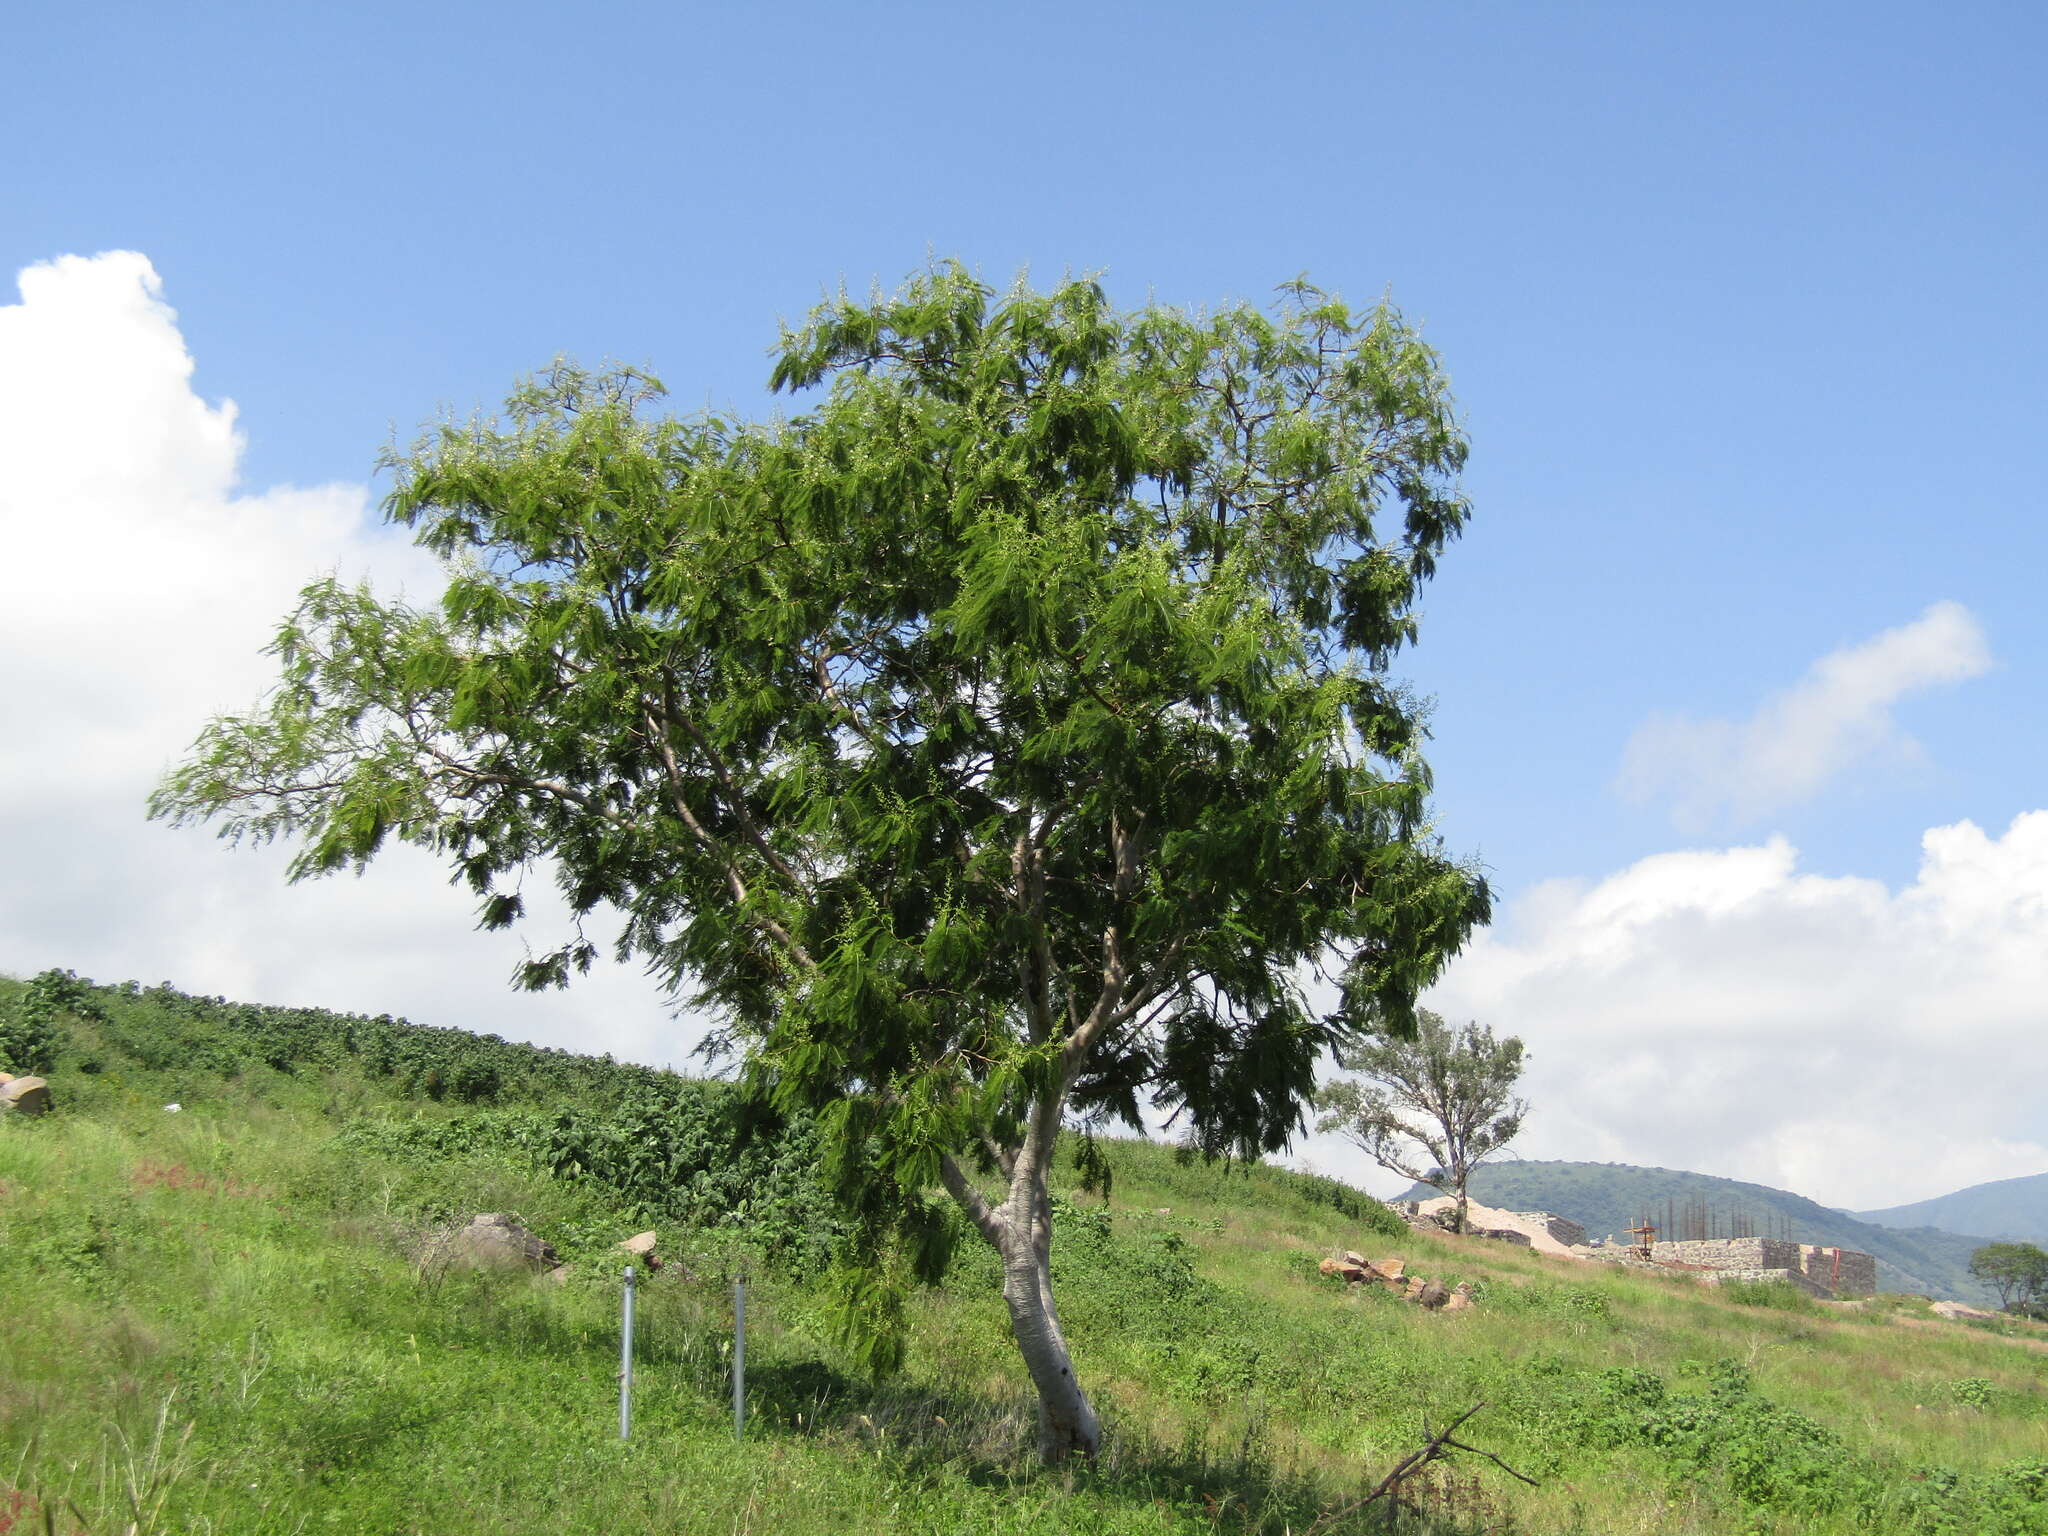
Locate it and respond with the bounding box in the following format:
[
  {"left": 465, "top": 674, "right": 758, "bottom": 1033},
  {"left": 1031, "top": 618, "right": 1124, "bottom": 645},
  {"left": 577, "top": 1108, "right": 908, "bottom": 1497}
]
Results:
[
  {"left": 1376, "top": 1258, "right": 1407, "bottom": 1280},
  {"left": 0, "top": 1072, "right": 12, "bottom": 1085},
  {"left": 0, "top": 1077, "right": 51, "bottom": 1116},
  {"left": 444, "top": 1213, "right": 559, "bottom": 1273},
  {"left": 1931, "top": 1300, "right": 1999, "bottom": 1321},
  {"left": 1342, "top": 1250, "right": 1369, "bottom": 1268},
  {"left": 1443, "top": 1292, "right": 1474, "bottom": 1311},
  {"left": 1319, "top": 1257, "right": 1342, "bottom": 1276},
  {"left": 619, "top": 1231, "right": 659, "bottom": 1268},
  {"left": 1452, "top": 1281, "right": 1474, "bottom": 1298},
  {"left": 1403, "top": 1277, "right": 1425, "bottom": 1299},
  {"left": 1415, "top": 1280, "right": 1451, "bottom": 1310}
]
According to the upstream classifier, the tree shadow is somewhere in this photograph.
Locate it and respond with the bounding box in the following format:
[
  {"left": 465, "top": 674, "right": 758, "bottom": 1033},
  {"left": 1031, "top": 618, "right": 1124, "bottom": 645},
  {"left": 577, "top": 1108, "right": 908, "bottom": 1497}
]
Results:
[
  {"left": 442, "top": 1269, "right": 1520, "bottom": 1534},
  {"left": 736, "top": 1358, "right": 1515, "bottom": 1535}
]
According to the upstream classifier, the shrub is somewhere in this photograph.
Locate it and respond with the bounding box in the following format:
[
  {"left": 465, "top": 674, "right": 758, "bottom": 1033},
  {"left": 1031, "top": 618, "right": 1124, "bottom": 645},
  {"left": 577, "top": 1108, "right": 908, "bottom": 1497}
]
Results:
[
  {"left": 1, "top": 968, "right": 108, "bottom": 1074},
  {"left": 1948, "top": 1376, "right": 1998, "bottom": 1412}
]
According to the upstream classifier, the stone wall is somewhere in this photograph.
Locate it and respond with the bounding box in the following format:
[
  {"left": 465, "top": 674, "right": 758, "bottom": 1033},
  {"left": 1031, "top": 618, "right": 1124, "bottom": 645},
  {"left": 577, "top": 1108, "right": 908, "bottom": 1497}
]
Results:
[
  {"left": 1796, "top": 1244, "right": 1876, "bottom": 1297},
  {"left": 1518, "top": 1211, "right": 1587, "bottom": 1248},
  {"left": 1651, "top": 1237, "right": 1797, "bottom": 1271},
  {"left": 1648, "top": 1237, "right": 1875, "bottom": 1297}
]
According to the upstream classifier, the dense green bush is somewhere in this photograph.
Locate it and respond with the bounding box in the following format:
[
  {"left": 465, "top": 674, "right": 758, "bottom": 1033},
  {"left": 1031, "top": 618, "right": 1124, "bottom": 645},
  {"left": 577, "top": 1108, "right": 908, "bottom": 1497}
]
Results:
[
  {"left": 338, "top": 1084, "right": 843, "bottom": 1270},
  {"left": 0, "top": 966, "right": 115, "bottom": 1074}
]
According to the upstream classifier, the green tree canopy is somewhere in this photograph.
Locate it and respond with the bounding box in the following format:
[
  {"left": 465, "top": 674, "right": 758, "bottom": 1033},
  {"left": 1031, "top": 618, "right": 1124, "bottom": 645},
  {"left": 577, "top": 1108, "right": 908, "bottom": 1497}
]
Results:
[
  {"left": 1315, "top": 1008, "right": 1526, "bottom": 1234},
  {"left": 1968, "top": 1241, "right": 2048, "bottom": 1315},
  {"left": 152, "top": 264, "right": 1491, "bottom": 1462}
]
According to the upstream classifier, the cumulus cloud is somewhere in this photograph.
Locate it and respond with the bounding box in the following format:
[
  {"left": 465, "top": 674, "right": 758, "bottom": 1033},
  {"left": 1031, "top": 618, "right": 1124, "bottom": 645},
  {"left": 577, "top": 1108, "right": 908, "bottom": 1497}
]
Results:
[
  {"left": 1617, "top": 602, "right": 1992, "bottom": 830},
  {"left": 0, "top": 252, "right": 684, "bottom": 1063},
  {"left": 1299, "top": 814, "right": 2048, "bottom": 1211}
]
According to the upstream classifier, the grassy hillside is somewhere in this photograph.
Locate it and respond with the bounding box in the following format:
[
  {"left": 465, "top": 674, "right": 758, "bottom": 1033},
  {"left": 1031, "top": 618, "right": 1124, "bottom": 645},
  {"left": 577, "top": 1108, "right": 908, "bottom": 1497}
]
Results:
[
  {"left": 1856, "top": 1171, "right": 2048, "bottom": 1246},
  {"left": 6, "top": 972, "right": 2048, "bottom": 1535},
  {"left": 1401, "top": 1161, "right": 1998, "bottom": 1304}
]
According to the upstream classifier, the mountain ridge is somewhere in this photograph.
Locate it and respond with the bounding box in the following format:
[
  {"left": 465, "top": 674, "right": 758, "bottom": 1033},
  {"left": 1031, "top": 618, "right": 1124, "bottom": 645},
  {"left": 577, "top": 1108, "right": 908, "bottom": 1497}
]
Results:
[{"left": 1851, "top": 1169, "right": 2048, "bottom": 1245}]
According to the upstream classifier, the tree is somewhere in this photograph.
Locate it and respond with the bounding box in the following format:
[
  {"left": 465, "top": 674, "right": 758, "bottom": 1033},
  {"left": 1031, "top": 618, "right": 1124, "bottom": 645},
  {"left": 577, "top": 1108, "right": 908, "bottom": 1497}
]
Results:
[
  {"left": 1315, "top": 1009, "right": 1525, "bottom": 1235},
  {"left": 151, "top": 264, "right": 1491, "bottom": 1463},
  {"left": 1968, "top": 1241, "right": 2048, "bottom": 1315}
]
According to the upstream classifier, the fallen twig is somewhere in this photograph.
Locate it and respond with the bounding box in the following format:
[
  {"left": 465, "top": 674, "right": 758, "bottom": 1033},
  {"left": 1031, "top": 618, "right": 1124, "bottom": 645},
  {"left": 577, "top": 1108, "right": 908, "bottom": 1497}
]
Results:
[{"left": 1306, "top": 1401, "right": 1539, "bottom": 1532}]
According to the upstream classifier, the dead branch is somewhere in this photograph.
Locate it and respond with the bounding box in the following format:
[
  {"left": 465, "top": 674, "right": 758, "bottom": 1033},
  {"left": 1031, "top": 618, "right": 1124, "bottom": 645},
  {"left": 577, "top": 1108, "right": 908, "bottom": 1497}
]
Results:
[{"left": 1306, "top": 1401, "right": 1538, "bottom": 1532}]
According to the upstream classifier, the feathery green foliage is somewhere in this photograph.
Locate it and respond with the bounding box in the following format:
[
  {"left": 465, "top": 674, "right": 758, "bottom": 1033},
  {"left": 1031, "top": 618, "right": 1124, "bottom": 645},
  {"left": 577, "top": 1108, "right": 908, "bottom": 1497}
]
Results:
[{"left": 150, "top": 264, "right": 1491, "bottom": 1459}]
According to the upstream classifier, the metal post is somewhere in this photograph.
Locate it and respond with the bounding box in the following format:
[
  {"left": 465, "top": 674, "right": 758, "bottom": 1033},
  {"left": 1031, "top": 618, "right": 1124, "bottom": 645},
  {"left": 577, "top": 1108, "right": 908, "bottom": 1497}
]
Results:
[
  {"left": 733, "top": 1278, "right": 746, "bottom": 1440},
  {"left": 620, "top": 1265, "right": 636, "bottom": 1441}
]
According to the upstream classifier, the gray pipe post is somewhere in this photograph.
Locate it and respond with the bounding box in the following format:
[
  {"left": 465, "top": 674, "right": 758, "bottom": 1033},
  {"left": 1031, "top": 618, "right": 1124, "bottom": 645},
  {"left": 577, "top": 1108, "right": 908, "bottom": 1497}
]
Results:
[
  {"left": 732, "top": 1278, "right": 746, "bottom": 1440},
  {"left": 620, "top": 1265, "right": 636, "bottom": 1441}
]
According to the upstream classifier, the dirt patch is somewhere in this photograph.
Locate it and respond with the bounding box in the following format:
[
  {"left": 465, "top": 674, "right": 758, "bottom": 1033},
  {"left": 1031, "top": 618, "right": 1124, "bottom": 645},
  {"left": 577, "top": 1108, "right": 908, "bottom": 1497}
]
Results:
[{"left": 130, "top": 1158, "right": 264, "bottom": 1199}]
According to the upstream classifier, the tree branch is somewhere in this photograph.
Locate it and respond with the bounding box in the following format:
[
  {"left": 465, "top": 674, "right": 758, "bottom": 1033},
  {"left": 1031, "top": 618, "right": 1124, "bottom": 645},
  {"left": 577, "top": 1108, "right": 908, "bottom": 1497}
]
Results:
[
  {"left": 654, "top": 683, "right": 812, "bottom": 891},
  {"left": 417, "top": 743, "right": 632, "bottom": 828},
  {"left": 640, "top": 706, "right": 816, "bottom": 972},
  {"left": 940, "top": 1151, "right": 1006, "bottom": 1247}
]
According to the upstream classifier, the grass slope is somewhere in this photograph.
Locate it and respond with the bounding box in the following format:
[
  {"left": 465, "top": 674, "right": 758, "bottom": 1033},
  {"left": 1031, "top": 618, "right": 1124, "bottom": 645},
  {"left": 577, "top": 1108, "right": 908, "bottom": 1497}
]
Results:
[
  {"left": 6, "top": 973, "right": 2048, "bottom": 1536},
  {"left": 1855, "top": 1172, "right": 2048, "bottom": 1247},
  {"left": 1400, "top": 1161, "right": 1998, "bottom": 1304}
]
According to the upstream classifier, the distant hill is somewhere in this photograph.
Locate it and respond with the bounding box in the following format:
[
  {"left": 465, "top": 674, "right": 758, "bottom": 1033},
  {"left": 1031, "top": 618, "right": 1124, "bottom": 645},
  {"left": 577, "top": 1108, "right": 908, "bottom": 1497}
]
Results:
[
  {"left": 1397, "top": 1160, "right": 1997, "bottom": 1304},
  {"left": 1852, "top": 1170, "right": 2048, "bottom": 1245}
]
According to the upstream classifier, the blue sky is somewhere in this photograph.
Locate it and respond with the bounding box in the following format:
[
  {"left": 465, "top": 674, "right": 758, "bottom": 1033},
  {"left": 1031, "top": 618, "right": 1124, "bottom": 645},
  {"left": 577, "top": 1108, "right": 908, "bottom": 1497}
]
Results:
[{"left": 4, "top": 1, "right": 2043, "bottom": 1207}]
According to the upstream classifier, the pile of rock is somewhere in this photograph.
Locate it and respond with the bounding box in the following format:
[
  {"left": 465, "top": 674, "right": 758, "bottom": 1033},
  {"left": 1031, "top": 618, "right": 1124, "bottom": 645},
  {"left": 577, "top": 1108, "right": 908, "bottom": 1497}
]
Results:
[
  {"left": 0, "top": 1074, "right": 51, "bottom": 1116},
  {"left": 1318, "top": 1251, "right": 1476, "bottom": 1312}
]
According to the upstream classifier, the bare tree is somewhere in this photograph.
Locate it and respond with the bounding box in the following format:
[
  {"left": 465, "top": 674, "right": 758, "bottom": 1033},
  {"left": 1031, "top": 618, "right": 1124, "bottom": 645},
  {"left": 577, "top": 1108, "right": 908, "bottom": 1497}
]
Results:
[{"left": 1316, "top": 1010, "right": 1526, "bottom": 1233}]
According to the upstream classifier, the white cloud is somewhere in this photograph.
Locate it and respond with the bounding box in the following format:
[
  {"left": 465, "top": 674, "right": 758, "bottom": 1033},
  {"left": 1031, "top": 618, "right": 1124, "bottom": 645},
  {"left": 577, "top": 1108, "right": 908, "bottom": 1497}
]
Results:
[
  {"left": 1617, "top": 602, "right": 1992, "bottom": 830},
  {"left": 1300, "top": 813, "right": 2048, "bottom": 1211},
  {"left": 0, "top": 252, "right": 685, "bottom": 1065},
  {"left": 12, "top": 252, "right": 2041, "bottom": 1220}
]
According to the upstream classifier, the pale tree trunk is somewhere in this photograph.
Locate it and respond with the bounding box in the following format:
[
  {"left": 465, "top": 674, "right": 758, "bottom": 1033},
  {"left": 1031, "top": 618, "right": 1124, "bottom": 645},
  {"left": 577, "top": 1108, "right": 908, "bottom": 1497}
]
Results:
[
  {"left": 996, "top": 1186, "right": 1100, "bottom": 1464},
  {"left": 932, "top": 811, "right": 1135, "bottom": 1465},
  {"left": 941, "top": 1117, "right": 1102, "bottom": 1464}
]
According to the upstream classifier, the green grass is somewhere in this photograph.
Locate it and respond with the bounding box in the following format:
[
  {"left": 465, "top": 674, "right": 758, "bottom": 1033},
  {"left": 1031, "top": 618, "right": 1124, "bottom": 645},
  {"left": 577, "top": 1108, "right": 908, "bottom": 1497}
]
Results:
[{"left": 5, "top": 975, "right": 2048, "bottom": 1534}]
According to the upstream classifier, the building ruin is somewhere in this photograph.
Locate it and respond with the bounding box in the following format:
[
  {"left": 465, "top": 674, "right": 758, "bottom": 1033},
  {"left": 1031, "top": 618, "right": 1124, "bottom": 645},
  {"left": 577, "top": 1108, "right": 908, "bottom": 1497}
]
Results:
[{"left": 1649, "top": 1237, "right": 1876, "bottom": 1298}]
